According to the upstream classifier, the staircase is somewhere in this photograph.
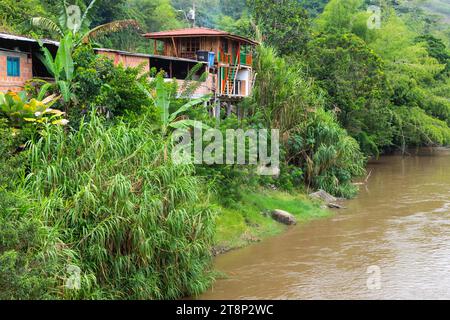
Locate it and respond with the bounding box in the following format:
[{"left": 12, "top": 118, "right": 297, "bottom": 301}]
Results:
[
  {"left": 219, "top": 48, "right": 243, "bottom": 97},
  {"left": 223, "top": 65, "right": 239, "bottom": 96}
]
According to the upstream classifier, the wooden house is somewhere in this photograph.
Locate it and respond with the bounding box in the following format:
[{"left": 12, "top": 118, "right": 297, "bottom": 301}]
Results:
[
  {"left": 1, "top": 28, "right": 259, "bottom": 119},
  {"left": 143, "top": 27, "right": 258, "bottom": 100},
  {"left": 95, "top": 48, "right": 213, "bottom": 98}
]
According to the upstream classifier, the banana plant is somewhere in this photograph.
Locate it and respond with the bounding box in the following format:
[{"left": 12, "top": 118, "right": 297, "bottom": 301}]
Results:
[
  {"left": 0, "top": 90, "right": 66, "bottom": 128},
  {"left": 32, "top": 0, "right": 140, "bottom": 105},
  {"left": 37, "top": 33, "right": 75, "bottom": 103},
  {"left": 137, "top": 75, "right": 211, "bottom": 136},
  {"left": 31, "top": 0, "right": 140, "bottom": 48}
]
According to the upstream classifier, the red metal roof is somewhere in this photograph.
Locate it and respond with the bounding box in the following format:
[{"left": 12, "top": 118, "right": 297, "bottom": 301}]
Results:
[{"left": 143, "top": 27, "right": 258, "bottom": 45}]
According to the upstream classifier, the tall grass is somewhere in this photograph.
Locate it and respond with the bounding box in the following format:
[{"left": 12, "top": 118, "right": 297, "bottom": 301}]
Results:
[
  {"left": 253, "top": 45, "right": 323, "bottom": 132},
  {"left": 253, "top": 45, "right": 366, "bottom": 198},
  {"left": 16, "top": 112, "right": 215, "bottom": 299}
]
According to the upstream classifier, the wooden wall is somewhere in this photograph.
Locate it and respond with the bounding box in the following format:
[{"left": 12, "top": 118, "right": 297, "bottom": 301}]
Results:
[{"left": 159, "top": 36, "right": 241, "bottom": 60}]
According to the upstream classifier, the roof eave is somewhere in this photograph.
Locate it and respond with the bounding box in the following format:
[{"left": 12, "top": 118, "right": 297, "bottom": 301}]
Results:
[{"left": 142, "top": 33, "right": 258, "bottom": 46}]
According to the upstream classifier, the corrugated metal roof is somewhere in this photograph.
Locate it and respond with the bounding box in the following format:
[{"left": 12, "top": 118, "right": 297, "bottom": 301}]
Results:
[
  {"left": 144, "top": 27, "right": 228, "bottom": 37},
  {"left": 0, "top": 32, "right": 59, "bottom": 46},
  {"left": 143, "top": 27, "right": 258, "bottom": 45},
  {"left": 95, "top": 48, "right": 207, "bottom": 64},
  {"left": 0, "top": 32, "right": 214, "bottom": 63},
  {"left": 94, "top": 48, "right": 152, "bottom": 58},
  {"left": 0, "top": 47, "right": 30, "bottom": 54}
]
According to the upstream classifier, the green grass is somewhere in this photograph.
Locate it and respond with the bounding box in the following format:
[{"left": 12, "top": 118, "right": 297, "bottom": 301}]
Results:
[{"left": 214, "top": 190, "right": 331, "bottom": 251}]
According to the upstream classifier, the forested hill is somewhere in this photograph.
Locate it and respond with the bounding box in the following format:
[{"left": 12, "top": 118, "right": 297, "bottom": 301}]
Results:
[
  {"left": 1, "top": 1, "right": 449, "bottom": 48},
  {"left": 415, "top": 0, "right": 450, "bottom": 23}
]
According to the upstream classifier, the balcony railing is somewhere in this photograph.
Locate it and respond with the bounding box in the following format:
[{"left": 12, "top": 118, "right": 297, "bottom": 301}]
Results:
[
  {"left": 218, "top": 51, "right": 232, "bottom": 64},
  {"left": 218, "top": 50, "right": 252, "bottom": 66},
  {"left": 240, "top": 52, "right": 253, "bottom": 66}
]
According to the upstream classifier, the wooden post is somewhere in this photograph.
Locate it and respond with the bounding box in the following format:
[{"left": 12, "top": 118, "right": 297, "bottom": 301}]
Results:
[
  {"left": 215, "top": 99, "right": 221, "bottom": 123},
  {"left": 237, "top": 104, "right": 243, "bottom": 121},
  {"left": 226, "top": 102, "right": 232, "bottom": 117},
  {"left": 171, "top": 37, "right": 178, "bottom": 57}
]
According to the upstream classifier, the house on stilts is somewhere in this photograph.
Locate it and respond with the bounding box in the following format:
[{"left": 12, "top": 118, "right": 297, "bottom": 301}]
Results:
[
  {"left": 143, "top": 27, "right": 258, "bottom": 119},
  {"left": 0, "top": 27, "right": 258, "bottom": 119}
]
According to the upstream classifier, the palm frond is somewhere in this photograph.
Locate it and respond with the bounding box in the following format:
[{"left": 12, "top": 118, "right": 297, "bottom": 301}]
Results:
[
  {"left": 31, "top": 17, "right": 64, "bottom": 37},
  {"left": 79, "top": 0, "right": 98, "bottom": 30}
]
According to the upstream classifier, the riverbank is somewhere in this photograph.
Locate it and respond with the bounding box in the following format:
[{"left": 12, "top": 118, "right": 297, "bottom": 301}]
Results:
[
  {"left": 213, "top": 189, "right": 331, "bottom": 254},
  {"left": 200, "top": 152, "right": 450, "bottom": 299}
]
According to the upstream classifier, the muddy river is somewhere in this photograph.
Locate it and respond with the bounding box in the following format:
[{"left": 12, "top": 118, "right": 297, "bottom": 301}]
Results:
[{"left": 200, "top": 149, "right": 450, "bottom": 299}]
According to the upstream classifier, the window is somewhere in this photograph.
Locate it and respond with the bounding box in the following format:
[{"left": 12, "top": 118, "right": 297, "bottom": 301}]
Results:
[
  {"left": 7, "top": 57, "right": 20, "bottom": 77},
  {"left": 180, "top": 38, "right": 200, "bottom": 58},
  {"left": 221, "top": 39, "right": 229, "bottom": 53}
]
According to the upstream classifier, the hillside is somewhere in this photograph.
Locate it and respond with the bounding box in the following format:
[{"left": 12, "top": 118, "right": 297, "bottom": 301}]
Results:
[
  {"left": 403, "top": 0, "right": 450, "bottom": 23},
  {"left": 421, "top": 0, "right": 450, "bottom": 23}
]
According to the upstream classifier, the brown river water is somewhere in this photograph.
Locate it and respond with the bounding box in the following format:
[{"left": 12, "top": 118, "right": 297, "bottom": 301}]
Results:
[{"left": 199, "top": 149, "right": 450, "bottom": 300}]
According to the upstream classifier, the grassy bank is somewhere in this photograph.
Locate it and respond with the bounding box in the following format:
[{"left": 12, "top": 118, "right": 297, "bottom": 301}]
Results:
[{"left": 213, "top": 190, "right": 331, "bottom": 253}]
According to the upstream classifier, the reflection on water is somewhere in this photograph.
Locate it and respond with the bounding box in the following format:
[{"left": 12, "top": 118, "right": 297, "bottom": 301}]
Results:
[{"left": 200, "top": 149, "right": 450, "bottom": 300}]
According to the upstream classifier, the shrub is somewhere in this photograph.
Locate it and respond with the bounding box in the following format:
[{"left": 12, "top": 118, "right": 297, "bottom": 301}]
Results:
[
  {"left": 288, "top": 109, "right": 366, "bottom": 198},
  {"left": 73, "top": 45, "right": 151, "bottom": 118},
  {"left": 0, "top": 91, "right": 65, "bottom": 129},
  {"left": 17, "top": 111, "right": 216, "bottom": 299}
]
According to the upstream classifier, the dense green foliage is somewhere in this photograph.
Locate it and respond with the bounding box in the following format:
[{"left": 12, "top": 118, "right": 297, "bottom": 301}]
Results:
[
  {"left": 289, "top": 109, "right": 366, "bottom": 197},
  {"left": 1, "top": 113, "right": 215, "bottom": 299},
  {"left": 1, "top": 0, "right": 450, "bottom": 300},
  {"left": 307, "top": 33, "right": 392, "bottom": 156},
  {"left": 252, "top": 45, "right": 366, "bottom": 197},
  {"left": 249, "top": 0, "right": 311, "bottom": 56},
  {"left": 72, "top": 45, "right": 152, "bottom": 117}
]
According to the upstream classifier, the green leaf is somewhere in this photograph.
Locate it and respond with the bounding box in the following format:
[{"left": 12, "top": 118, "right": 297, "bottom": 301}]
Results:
[
  {"left": 136, "top": 82, "right": 154, "bottom": 102},
  {"left": 18, "top": 91, "right": 27, "bottom": 102},
  {"left": 37, "top": 48, "right": 57, "bottom": 80},
  {"left": 168, "top": 96, "right": 210, "bottom": 123},
  {"left": 169, "top": 119, "right": 210, "bottom": 130},
  {"left": 56, "top": 34, "right": 74, "bottom": 81},
  {"left": 57, "top": 81, "right": 71, "bottom": 102},
  {"left": 155, "top": 75, "right": 170, "bottom": 127},
  {"left": 37, "top": 83, "right": 52, "bottom": 101}
]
